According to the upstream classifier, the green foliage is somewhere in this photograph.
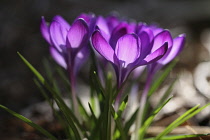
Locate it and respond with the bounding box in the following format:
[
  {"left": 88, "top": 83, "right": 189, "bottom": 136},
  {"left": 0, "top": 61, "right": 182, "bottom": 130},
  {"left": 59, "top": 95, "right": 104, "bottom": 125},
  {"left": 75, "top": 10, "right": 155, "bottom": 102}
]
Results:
[
  {"left": 0, "top": 105, "right": 57, "bottom": 140},
  {"left": 0, "top": 52, "right": 209, "bottom": 140}
]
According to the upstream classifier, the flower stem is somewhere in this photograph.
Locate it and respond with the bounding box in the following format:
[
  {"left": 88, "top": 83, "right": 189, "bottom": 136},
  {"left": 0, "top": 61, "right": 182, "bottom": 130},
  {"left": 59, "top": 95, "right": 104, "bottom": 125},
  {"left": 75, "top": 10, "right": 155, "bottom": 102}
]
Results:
[
  {"left": 134, "top": 72, "right": 153, "bottom": 140},
  {"left": 69, "top": 69, "right": 80, "bottom": 122}
]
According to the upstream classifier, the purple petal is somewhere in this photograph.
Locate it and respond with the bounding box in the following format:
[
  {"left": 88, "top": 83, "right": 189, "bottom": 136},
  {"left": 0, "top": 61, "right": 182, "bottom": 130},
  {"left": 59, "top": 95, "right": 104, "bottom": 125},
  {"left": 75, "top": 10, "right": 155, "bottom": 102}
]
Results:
[
  {"left": 159, "top": 34, "right": 186, "bottom": 65},
  {"left": 106, "top": 15, "right": 120, "bottom": 31},
  {"left": 53, "top": 15, "right": 70, "bottom": 30},
  {"left": 67, "top": 19, "right": 89, "bottom": 49},
  {"left": 77, "top": 13, "right": 94, "bottom": 25},
  {"left": 50, "top": 21, "right": 67, "bottom": 52},
  {"left": 149, "top": 25, "right": 163, "bottom": 36},
  {"left": 40, "top": 16, "right": 51, "bottom": 44},
  {"left": 115, "top": 34, "right": 140, "bottom": 67},
  {"left": 137, "top": 24, "right": 154, "bottom": 42},
  {"left": 109, "top": 22, "right": 134, "bottom": 48},
  {"left": 91, "top": 30, "right": 115, "bottom": 63},
  {"left": 50, "top": 47, "right": 67, "bottom": 69},
  {"left": 151, "top": 30, "right": 173, "bottom": 53},
  {"left": 74, "top": 46, "right": 90, "bottom": 74},
  {"left": 132, "top": 65, "right": 146, "bottom": 78},
  {"left": 141, "top": 42, "right": 168, "bottom": 65},
  {"left": 77, "top": 13, "right": 96, "bottom": 32},
  {"left": 96, "top": 16, "right": 110, "bottom": 41},
  {"left": 139, "top": 31, "right": 152, "bottom": 59}
]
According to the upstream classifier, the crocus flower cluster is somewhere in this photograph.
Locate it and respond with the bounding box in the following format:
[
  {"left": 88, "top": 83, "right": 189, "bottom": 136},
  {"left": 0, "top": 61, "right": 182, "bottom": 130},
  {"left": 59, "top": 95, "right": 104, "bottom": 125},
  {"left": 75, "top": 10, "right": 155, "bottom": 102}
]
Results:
[
  {"left": 92, "top": 22, "right": 185, "bottom": 89},
  {"left": 40, "top": 13, "right": 185, "bottom": 104},
  {"left": 40, "top": 13, "right": 96, "bottom": 76},
  {"left": 138, "top": 24, "right": 186, "bottom": 97}
]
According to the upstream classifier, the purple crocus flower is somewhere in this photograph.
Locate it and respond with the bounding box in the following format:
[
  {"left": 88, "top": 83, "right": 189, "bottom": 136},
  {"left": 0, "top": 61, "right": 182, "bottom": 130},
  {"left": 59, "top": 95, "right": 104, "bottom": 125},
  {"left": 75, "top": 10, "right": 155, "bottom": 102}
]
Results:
[
  {"left": 91, "top": 30, "right": 168, "bottom": 88},
  {"left": 40, "top": 15, "right": 93, "bottom": 75},
  {"left": 134, "top": 27, "right": 185, "bottom": 139},
  {"left": 148, "top": 30, "right": 186, "bottom": 75},
  {"left": 96, "top": 15, "right": 128, "bottom": 42},
  {"left": 40, "top": 14, "right": 95, "bottom": 117}
]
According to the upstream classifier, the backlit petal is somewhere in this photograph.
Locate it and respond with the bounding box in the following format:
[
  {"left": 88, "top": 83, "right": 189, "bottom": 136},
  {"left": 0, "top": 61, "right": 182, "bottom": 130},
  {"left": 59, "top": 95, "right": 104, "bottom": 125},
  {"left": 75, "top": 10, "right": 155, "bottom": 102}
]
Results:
[
  {"left": 40, "top": 17, "right": 51, "bottom": 44},
  {"left": 152, "top": 30, "right": 173, "bottom": 52},
  {"left": 67, "top": 19, "right": 89, "bottom": 49},
  {"left": 50, "top": 21, "right": 67, "bottom": 52},
  {"left": 115, "top": 34, "right": 140, "bottom": 67},
  {"left": 50, "top": 47, "right": 67, "bottom": 69},
  {"left": 159, "top": 34, "right": 186, "bottom": 65},
  {"left": 139, "top": 31, "right": 151, "bottom": 59},
  {"left": 141, "top": 42, "right": 168, "bottom": 64},
  {"left": 110, "top": 22, "right": 134, "bottom": 48},
  {"left": 53, "top": 15, "right": 70, "bottom": 30},
  {"left": 91, "top": 30, "right": 115, "bottom": 63}
]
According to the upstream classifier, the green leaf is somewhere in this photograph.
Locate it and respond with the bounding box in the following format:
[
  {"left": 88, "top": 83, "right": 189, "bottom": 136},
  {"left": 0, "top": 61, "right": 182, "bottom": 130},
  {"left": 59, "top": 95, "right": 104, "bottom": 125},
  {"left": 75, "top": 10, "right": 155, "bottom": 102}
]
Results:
[
  {"left": 88, "top": 102, "right": 97, "bottom": 122},
  {"left": 155, "top": 103, "right": 210, "bottom": 139},
  {"left": 18, "top": 52, "right": 84, "bottom": 139},
  {"left": 139, "top": 96, "right": 173, "bottom": 139},
  {"left": 17, "top": 52, "right": 45, "bottom": 84},
  {"left": 156, "top": 79, "right": 176, "bottom": 107},
  {"left": 0, "top": 105, "right": 57, "bottom": 140},
  {"left": 124, "top": 108, "right": 138, "bottom": 135},
  {"left": 34, "top": 79, "right": 72, "bottom": 139},
  {"left": 103, "top": 72, "right": 113, "bottom": 140},
  {"left": 89, "top": 113, "right": 103, "bottom": 140},
  {"left": 111, "top": 107, "right": 127, "bottom": 140},
  {"left": 77, "top": 97, "right": 90, "bottom": 120},
  {"left": 145, "top": 133, "right": 210, "bottom": 140},
  {"left": 148, "top": 59, "right": 178, "bottom": 97}
]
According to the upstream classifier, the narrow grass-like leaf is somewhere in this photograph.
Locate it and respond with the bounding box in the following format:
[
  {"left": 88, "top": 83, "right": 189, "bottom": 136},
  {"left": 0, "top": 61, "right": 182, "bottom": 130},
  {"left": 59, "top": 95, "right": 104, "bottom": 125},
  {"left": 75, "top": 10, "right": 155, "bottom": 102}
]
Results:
[
  {"left": 34, "top": 79, "right": 52, "bottom": 106},
  {"left": 43, "top": 58, "right": 54, "bottom": 80},
  {"left": 88, "top": 102, "right": 97, "bottom": 122},
  {"left": 156, "top": 79, "right": 176, "bottom": 107},
  {"left": 124, "top": 108, "right": 138, "bottom": 136},
  {"left": 141, "top": 78, "right": 177, "bottom": 134},
  {"left": 148, "top": 59, "right": 178, "bottom": 97},
  {"left": 139, "top": 96, "right": 173, "bottom": 139},
  {"left": 117, "top": 96, "right": 128, "bottom": 119},
  {"left": 56, "top": 66, "right": 70, "bottom": 88},
  {"left": 155, "top": 103, "right": 210, "bottom": 139},
  {"left": 0, "top": 105, "right": 57, "bottom": 140},
  {"left": 18, "top": 52, "right": 85, "bottom": 139},
  {"left": 113, "top": 129, "right": 120, "bottom": 140},
  {"left": 53, "top": 97, "right": 81, "bottom": 139},
  {"left": 103, "top": 72, "right": 113, "bottom": 140},
  {"left": 111, "top": 107, "right": 127, "bottom": 140},
  {"left": 89, "top": 114, "right": 104, "bottom": 140},
  {"left": 34, "top": 79, "right": 73, "bottom": 139},
  {"left": 18, "top": 52, "right": 45, "bottom": 84},
  {"left": 77, "top": 97, "right": 90, "bottom": 120},
  {"left": 145, "top": 133, "right": 210, "bottom": 140}
]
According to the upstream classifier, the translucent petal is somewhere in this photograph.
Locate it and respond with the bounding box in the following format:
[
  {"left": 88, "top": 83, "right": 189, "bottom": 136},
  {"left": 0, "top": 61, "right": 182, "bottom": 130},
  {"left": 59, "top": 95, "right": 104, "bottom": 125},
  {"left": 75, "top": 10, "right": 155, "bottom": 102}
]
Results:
[
  {"left": 50, "top": 47, "right": 67, "bottom": 69},
  {"left": 141, "top": 42, "right": 168, "bottom": 65},
  {"left": 115, "top": 34, "right": 140, "bottom": 67},
  {"left": 67, "top": 19, "right": 89, "bottom": 49},
  {"left": 91, "top": 30, "right": 115, "bottom": 63},
  {"left": 50, "top": 21, "right": 67, "bottom": 52},
  {"left": 40, "top": 17, "right": 51, "bottom": 44},
  {"left": 159, "top": 34, "right": 185, "bottom": 65},
  {"left": 152, "top": 30, "right": 173, "bottom": 53},
  {"left": 109, "top": 22, "right": 134, "bottom": 48},
  {"left": 53, "top": 15, "right": 70, "bottom": 30}
]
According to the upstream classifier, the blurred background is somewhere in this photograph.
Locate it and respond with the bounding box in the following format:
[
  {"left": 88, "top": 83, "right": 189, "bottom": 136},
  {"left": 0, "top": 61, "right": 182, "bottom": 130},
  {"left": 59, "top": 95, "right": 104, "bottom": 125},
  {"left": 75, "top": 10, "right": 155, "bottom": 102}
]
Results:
[{"left": 1, "top": 0, "right": 210, "bottom": 139}]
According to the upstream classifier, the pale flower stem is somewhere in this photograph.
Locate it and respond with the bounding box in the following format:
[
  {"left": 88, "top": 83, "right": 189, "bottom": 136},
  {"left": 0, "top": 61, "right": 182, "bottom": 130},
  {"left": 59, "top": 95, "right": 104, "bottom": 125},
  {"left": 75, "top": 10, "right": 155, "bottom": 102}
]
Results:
[
  {"left": 69, "top": 70, "right": 80, "bottom": 122},
  {"left": 114, "top": 84, "right": 124, "bottom": 111},
  {"left": 134, "top": 73, "right": 153, "bottom": 140},
  {"left": 115, "top": 90, "right": 122, "bottom": 110}
]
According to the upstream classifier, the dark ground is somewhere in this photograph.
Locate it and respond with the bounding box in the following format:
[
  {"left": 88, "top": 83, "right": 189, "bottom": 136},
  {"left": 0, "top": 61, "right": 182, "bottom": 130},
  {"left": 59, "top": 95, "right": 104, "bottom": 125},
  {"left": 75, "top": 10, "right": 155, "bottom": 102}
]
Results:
[{"left": 1, "top": 0, "right": 210, "bottom": 139}]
